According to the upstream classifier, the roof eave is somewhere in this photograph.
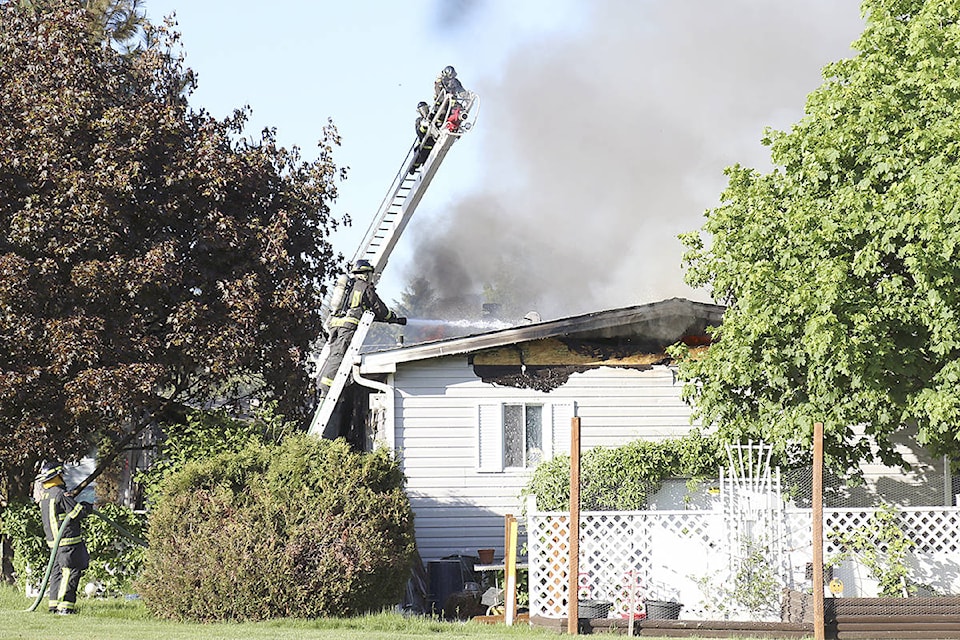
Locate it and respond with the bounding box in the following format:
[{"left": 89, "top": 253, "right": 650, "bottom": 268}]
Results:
[{"left": 359, "top": 297, "right": 724, "bottom": 373}]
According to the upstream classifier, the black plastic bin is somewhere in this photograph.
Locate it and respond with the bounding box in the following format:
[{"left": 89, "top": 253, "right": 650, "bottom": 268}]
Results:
[
  {"left": 645, "top": 599, "right": 683, "bottom": 619},
  {"left": 578, "top": 599, "right": 612, "bottom": 619},
  {"left": 427, "top": 560, "right": 463, "bottom": 616}
]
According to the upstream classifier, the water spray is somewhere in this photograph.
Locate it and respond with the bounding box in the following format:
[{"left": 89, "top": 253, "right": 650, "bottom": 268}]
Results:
[{"left": 404, "top": 317, "right": 513, "bottom": 331}]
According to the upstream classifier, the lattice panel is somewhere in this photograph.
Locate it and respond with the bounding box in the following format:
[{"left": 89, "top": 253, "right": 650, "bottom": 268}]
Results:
[
  {"left": 529, "top": 507, "right": 960, "bottom": 618},
  {"left": 528, "top": 510, "right": 725, "bottom": 618},
  {"left": 528, "top": 515, "right": 572, "bottom": 617},
  {"left": 824, "top": 508, "right": 960, "bottom": 555},
  {"left": 579, "top": 513, "right": 649, "bottom": 615},
  {"left": 899, "top": 509, "right": 960, "bottom": 555}
]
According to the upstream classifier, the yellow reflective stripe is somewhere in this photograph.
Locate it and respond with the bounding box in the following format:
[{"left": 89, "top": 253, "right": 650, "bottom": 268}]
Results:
[
  {"left": 48, "top": 536, "right": 82, "bottom": 547},
  {"left": 47, "top": 499, "right": 57, "bottom": 534},
  {"left": 331, "top": 316, "right": 359, "bottom": 327},
  {"left": 350, "top": 290, "right": 362, "bottom": 307},
  {"left": 68, "top": 503, "right": 84, "bottom": 519},
  {"left": 319, "top": 377, "right": 335, "bottom": 387},
  {"left": 58, "top": 568, "right": 71, "bottom": 601}
]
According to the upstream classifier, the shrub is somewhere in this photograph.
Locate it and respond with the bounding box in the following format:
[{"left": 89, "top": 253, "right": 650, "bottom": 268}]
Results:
[
  {"left": 137, "top": 435, "right": 415, "bottom": 621},
  {"left": 83, "top": 503, "right": 147, "bottom": 595},
  {"left": 137, "top": 402, "right": 296, "bottom": 505},
  {"left": 522, "top": 430, "right": 725, "bottom": 511},
  {"left": 0, "top": 499, "right": 47, "bottom": 590},
  {"left": 0, "top": 498, "right": 146, "bottom": 595}
]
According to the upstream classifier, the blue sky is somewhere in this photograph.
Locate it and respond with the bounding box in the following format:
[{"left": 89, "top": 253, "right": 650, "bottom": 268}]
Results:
[{"left": 145, "top": 1, "right": 865, "bottom": 320}]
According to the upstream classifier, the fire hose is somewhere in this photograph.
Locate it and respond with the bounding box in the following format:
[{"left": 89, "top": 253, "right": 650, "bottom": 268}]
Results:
[{"left": 25, "top": 507, "right": 147, "bottom": 612}]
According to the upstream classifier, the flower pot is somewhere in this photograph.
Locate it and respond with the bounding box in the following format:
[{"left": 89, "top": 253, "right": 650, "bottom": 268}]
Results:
[
  {"left": 645, "top": 599, "right": 682, "bottom": 620},
  {"left": 477, "top": 548, "right": 495, "bottom": 564}
]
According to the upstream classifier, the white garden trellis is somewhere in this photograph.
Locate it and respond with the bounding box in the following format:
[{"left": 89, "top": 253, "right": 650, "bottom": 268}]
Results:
[{"left": 719, "top": 441, "right": 788, "bottom": 615}]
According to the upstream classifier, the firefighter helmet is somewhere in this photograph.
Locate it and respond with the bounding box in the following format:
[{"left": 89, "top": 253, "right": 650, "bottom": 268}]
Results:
[
  {"left": 352, "top": 259, "right": 374, "bottom": 274},
  {"left": 36, "top": 460, "right": 64, "bottom": 484},
  {"left": 442, "top": 65, "right": 456, "bottom": 78},
  {"left": 417, "top": 101, "right": 429, "bottom": 110}
]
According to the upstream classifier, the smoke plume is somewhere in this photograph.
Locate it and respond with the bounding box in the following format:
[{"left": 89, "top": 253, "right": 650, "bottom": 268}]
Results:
[{"left": 406, "top": 1, "right": 865, "bottom": 322}]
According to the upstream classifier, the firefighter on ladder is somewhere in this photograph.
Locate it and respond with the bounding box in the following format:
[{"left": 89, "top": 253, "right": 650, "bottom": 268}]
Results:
[
  {"left": 410, "top": 101, "right": 435, "bottom": 174},
  {"left": 317, "top": 259, "right": 406, "bottom": 439},
  {"left": 35, "top": 461, "right": 93, "bottom": 615}
]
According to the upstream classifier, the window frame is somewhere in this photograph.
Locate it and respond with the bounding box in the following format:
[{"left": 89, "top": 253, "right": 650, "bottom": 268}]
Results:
[
  {"left": 476, "top": 400, "right": 575, "bottom": 473},
  {"left": 502, "top": 402, "right": 544, "bottom": 469}
]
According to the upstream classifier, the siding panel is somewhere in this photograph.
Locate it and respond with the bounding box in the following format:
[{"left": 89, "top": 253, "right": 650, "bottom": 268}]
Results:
[{"left": 392, "top": 357, "right": 699, "bottom": 560}]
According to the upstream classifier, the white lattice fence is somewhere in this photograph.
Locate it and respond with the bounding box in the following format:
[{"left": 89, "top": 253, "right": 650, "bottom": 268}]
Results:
[
  {"left": 528, "top": 509, "right": 726, "bottom": 618},
  {"left": 783, "top": 507, "right": 960, "bottom": 597},
  {"left": 528, "top": 505, "right": 960, "bottom": 619}
]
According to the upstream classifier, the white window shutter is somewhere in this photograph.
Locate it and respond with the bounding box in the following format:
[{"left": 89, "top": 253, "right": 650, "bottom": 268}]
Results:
[
  {"left": 550, "top": 402, "right": 575, "bottom": 458},
  {"left": 477, "top": 403, "right": 503, "bottom": 472}
]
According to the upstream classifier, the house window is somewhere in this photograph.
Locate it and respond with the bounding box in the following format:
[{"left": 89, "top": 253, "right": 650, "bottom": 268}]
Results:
[
  {"left": 477, "top": 401, "right": 574, "bottom": 473},
  {"left": 503, "top": 403, "right": 543, "bottom": 468}
]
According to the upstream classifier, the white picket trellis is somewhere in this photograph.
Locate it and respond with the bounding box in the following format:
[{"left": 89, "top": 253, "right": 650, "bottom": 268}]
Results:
[{"left": 720, "top": 441, "right": 787, "bottom": 608}]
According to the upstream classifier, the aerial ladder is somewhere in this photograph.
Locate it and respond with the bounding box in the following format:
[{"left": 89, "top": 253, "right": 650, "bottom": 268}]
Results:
[{"left": 307, "top": 87, "right": 479, "bottom": 438}]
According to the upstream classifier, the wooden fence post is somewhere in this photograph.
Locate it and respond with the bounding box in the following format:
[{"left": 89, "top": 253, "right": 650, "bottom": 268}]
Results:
[
  {"left": 504, "top": 514, "right": 518, "bottom": 625},
  {"left": 568, "top": 416, "right": 581, "bottom": 635},
  {"left": 813, "top": 421, "right": 825, "bottom": 640}
]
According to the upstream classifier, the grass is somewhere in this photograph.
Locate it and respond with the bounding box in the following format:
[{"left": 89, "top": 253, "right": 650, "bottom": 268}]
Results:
[{"left": 0, "top": 584, "right": 559, "bottom": 640}]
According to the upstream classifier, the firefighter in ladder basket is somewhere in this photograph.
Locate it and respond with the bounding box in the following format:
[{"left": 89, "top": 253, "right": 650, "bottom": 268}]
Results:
[
  {"left": 317, "top": 260, "right": 406, "bottom": 438},
  {"left": 433, "top": 65, "right": 467, "bottom": 133}
]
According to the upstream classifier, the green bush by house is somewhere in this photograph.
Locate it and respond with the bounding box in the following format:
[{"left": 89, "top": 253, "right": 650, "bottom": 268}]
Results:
[
  {"left": 523, "top": 430, "right": 725, "bottom": 511},
  {"left": 136, "top": 435, "right": 415, "bottom": 621}
]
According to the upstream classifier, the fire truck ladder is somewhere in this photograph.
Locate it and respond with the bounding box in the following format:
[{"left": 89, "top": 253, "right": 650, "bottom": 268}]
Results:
[{"left": 308, "top": 91, "right": 478, "bottom": 437}]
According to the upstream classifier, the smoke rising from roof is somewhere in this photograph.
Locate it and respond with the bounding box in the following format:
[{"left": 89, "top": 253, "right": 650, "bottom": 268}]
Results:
[{"left": 406, "top": 1, "right": 865, "bottom": 322}]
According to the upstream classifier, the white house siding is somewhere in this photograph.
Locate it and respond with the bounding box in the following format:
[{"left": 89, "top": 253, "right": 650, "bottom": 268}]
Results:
[
  {"left": 569, "top": 366, "right": 697, "bottom": 449},
  {"left": 392, "top": 357, "right": 698, "bottom": 561},
  {"left": 833, "top": 425, "right": 947, "bottom": 507}
]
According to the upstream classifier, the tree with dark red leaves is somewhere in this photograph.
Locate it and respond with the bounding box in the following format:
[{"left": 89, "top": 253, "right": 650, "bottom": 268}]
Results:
[{"left": 0, "top": 1, "right": 345, "bottom": 503}]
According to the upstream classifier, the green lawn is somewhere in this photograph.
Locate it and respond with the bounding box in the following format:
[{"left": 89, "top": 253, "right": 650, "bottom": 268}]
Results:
[{"left": 0, "top": 585, "right": 557, "bottom": 640}]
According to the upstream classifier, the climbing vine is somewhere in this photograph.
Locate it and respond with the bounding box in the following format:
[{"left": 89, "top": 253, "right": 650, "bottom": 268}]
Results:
[
  {"left": 827, "top": 502, "right": 918, "bottom": 597},
  {"left": 521, "top": 430, "right": 726, "bottom": 511}
]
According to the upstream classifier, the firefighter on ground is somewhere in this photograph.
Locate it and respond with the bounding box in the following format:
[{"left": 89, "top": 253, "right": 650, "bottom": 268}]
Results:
[
  {"left": 36, "top": 461, "right": 93, "bottom": 615},
  {"left": 317, "top": 260, "right": 406, "bottom": 436}
]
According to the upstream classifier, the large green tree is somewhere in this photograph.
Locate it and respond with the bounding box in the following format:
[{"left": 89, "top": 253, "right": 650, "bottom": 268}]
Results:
[
  {"left": 678, "top": 0, "right": 960, "bottom": 473},
  {"left": 0, "top": 2, "right": 344, "bottom": 498}
]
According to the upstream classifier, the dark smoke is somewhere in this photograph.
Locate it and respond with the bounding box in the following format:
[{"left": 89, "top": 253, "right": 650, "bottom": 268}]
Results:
[
  {"left": 407, "top": 1, "right": 865, "bottom": 322},
  {"left": 432, "top": 0, "right": 482, "bottom": 31}
]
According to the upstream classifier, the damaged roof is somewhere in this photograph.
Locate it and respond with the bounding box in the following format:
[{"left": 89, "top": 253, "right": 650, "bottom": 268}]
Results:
[{"left": 359, "top": 297, "right": 725, "bottom": 374}]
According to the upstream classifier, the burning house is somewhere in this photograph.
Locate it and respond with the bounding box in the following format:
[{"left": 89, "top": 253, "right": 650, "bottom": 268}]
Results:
[{"left": 331, "top": 297, "right": 724, "bottom": 559}]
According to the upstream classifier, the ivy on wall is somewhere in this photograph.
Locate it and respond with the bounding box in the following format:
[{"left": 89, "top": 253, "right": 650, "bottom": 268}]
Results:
[{"left": 522, "top": 430, "right": 726, "bottom": 511}]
